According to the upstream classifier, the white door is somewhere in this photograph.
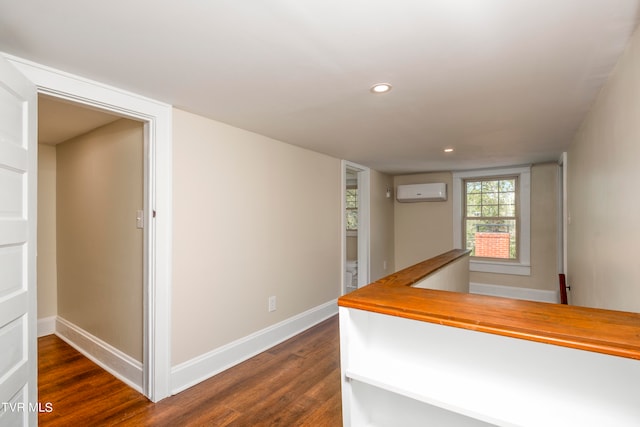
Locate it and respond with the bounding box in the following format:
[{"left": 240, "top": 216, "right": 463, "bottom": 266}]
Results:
[{"left": 0, "top": 56, "right": 38, "bottom": 426}]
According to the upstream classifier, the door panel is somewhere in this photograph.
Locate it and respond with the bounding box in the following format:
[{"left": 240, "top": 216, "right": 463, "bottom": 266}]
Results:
[
  {"left": 0, "top": 166, "right": 25, "bottom": 217},
  {"left": 0, "top": 55, "right": 37, "bottom": 426},
  {"left": 0, "top": 245, "right": 23, "bottom": 296},
  {"left": 0, "top": 83, "right": 25, "bottom": 145}
]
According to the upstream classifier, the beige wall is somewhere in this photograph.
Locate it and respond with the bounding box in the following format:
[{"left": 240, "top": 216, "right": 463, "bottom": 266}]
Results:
[
  {"left": 393, "top": 165, "right": 558, "bottom": 291},
  {"left": 57, "top": 119, "right": 144, "bottom": 361},
  {"left": 394, "top": 172, "right": 454, "bottom": 270},
  {"left": 37, "top": 144, "right": 57, "bottom": 318},
  {"left": 346, "top": 236, "right": 357, "bottom": 260},
  {"left": 567, "top": 25, "right": 640, "bottom": 312},
  {"left": 370, "top": 170, "right": 395, "bottom": 281},
  {"left": 171, "top": 109, "right": 341, "bottom": 365}
]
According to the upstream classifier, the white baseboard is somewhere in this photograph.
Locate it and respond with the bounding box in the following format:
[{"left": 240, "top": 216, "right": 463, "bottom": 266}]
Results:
[
  {"left": 171, "top": 299, "right": 338, "bottom": 395},
  {"left": 470, "top": 282, "right": 559, "bottom": 303},
  {"left": 37, "top": 316, "right": 56, "bottom": 337},
  {"left": 55, "top": 317, "right": 143, "bottom": 393}
]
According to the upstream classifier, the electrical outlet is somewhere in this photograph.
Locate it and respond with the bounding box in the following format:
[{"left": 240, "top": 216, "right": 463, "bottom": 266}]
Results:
[{"left": 268, "top": 296, "right": 276, "bottom": 312}]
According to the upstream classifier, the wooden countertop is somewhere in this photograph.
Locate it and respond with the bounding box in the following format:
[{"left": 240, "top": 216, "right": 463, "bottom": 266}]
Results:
[{"left": 338, "top": 249, "right": 640, "bottom": 360}]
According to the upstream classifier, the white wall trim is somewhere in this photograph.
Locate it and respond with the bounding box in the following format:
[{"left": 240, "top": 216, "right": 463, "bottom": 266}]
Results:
[
  {"left": 4, "top": 52, "right": 173, "bottom": 402},
  {"left": 37, "top": 316, "right": 56, "bottom": 337},
  {"left": 170, "top": 299, "right": 338, "bottom": 395},
  {"left": 470, "top": 282, "right": 559, "bottom": 303},
  {"left": 55, "top": 317, "right": 143, "bottom": 393}
]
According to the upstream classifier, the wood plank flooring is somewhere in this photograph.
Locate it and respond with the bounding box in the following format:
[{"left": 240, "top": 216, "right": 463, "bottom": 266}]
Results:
[{"left": 38, "top": 316, "right": 342, "bottom": 426}]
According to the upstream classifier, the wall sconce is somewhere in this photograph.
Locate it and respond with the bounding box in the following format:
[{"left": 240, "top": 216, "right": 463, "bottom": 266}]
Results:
[{"left": 386, "top": 186, "right": 392, "bottom": 199}]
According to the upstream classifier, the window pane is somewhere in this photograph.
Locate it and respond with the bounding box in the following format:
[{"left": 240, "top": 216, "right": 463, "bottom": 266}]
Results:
[
  {"left": 482, "top": 205, "right": 499, "bottom": 217},
  {"left": 482, "top": 192, "right": 498, "bottom": 205},
  {"left": 499, "top": 204, "right": 516, "bottom": 216},
  {"left": 347, "top": 188, "right": 358, "bottom": 230},
  {"left": 466, "top": 191, "right": 482, "bottom": 206},
  {"left": 499, "top": 191, "right": 515, "bottom": 205},
  {"left": 346, "top": 189, "right": 358, "bottom": 209},
  {"left": 499, "top": 179, "right": 515, "bottom": 192},
  {"left": 482, "top": 180, "right": 498, "bottom": 192},
  {"left": 467, "top": 205, "right": 482, "bottom": 217},
  {"left": 466, "top": 181, "right": 482, "bottom": 194},
  {"left": 465, "top": 219, "right": 516, "bottom": 259},
  {"left": 346, "top": 210, "right": 358, "bottom": 230}
]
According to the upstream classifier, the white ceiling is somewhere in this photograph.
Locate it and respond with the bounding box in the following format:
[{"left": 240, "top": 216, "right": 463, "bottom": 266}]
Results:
[{"left": 2, "top": 0, "right": 639, "bottom": 174}]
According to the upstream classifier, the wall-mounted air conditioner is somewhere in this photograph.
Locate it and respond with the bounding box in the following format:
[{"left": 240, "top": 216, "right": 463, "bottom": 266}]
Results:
[{"left": 396, "top": 183, "right": 447, "bottom": 202}]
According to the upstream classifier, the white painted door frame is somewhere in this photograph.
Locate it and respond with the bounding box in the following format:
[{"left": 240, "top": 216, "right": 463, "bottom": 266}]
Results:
[
  {"left": 341, "top": 160, "right": 370, "bottom": 293},
  {"left": 559, "top": 152, "right": 569, "bottom": 303},
  {"left": 4, "top": 54, "right": 173, "bottom": 402},
  {"left": 559, "top": 152, "right": 568, "bottom": 276}
]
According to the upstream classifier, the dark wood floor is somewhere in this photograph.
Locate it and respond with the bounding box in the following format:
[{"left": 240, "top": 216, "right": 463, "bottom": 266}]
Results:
[{"left": 38, "top": 316, "right": 342, "bottom": 426}]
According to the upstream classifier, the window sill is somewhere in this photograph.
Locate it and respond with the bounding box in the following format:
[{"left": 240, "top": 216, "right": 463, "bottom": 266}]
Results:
[{"left": 470, "top": 260, "right": 531, "bottom": 276}]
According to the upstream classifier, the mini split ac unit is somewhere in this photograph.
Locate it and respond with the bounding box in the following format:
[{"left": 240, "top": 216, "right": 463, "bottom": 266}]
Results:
[{"left": 396, "top": 183, "right": 447, "bottom": 202}]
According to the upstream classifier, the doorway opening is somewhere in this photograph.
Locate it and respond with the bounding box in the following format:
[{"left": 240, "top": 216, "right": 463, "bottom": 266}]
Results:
[
  {"left": 37, "top": 94, "right": 146, "bottom": 393},
  {"left": 342, "top": 161, "right": 370, "bottom": 295},
  {"left": 38, "top": 94, "right": 149, "bottom": 393}
]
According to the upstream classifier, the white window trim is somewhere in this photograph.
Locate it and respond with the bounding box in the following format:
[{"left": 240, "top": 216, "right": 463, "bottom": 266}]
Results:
[{"left": 453, "top": 166, "right": 531, "bottom": 276}]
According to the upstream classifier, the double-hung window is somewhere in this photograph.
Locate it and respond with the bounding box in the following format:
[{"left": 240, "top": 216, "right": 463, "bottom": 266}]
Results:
[
  {"left": 453, "top": 166, "right": 531, "bottom": 275},
  {"left": 464, "top": 176, "right": 517, "bottom": 260}
]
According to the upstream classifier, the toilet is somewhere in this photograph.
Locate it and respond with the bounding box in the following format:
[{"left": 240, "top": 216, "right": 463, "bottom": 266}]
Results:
[{"left": 345, "top": 260, "right": 358, "bottom": 290}]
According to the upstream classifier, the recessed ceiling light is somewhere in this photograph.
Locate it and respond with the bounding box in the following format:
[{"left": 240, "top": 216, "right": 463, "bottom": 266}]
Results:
[
  {"left": 370, "top": 83, "right": 392, "bottom": 94},
  {"left": 444, "top": 148, "right": 454, "bottom": 153}
]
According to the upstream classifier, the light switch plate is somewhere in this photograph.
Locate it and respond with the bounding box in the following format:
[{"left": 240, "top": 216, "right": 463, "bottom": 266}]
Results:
[{"left": 136, "top": 210, "right": 144, "bottom": 229}]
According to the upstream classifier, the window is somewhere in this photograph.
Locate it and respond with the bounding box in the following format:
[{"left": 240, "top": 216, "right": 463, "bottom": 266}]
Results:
[
  {"left": 346, "top": 188, "right": 358, "bottom": 231},
  {"left": 453, "top": 166, "right": 530, "bottom": 276},
  {"left": 464, "top": 176, "right": 517, "bottom": 260}
]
